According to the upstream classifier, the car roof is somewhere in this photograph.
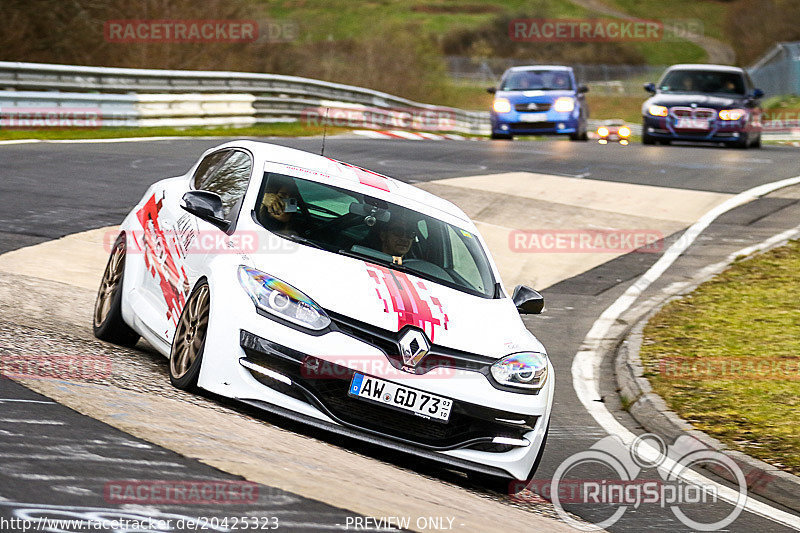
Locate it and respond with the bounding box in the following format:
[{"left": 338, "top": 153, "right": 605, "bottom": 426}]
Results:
[
  {"left": 505, "top": 65, "right": 572, "bottom": 72},
  {"left": 217, "top": 140, "right": 473, "bottom": 226},
  {"left": 664, "top": 64, "right": 745, "bottom": 74}
]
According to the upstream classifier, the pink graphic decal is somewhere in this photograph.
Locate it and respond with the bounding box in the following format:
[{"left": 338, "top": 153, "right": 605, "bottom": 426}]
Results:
[
  {"left": 366, "top": 264, "right": 448, "bottom": 341},
  {"left": 135, "top": 194, "right": 190, "bottom": 325},
  {"left": 328, "top": 158, "right": 392, "bottom": 192}
]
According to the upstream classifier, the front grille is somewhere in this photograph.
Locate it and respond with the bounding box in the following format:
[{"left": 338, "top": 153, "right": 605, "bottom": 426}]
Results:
[
  {"left": 515, "top": 102, "right": 552, "bottom": 112},
  {"left": 240, "top": 330, "right": 537, "bottom": 450},
  {"left": 509, "top": 122, "right": 557, "bottom": 131},
  {"left": 328, "top": 311, "right": 493, "bottom": 375}
]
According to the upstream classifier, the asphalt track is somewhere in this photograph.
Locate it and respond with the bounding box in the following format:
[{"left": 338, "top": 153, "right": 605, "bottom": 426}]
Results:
[{"left": 1, "top": 136, "right": 800, "bottom": 532}]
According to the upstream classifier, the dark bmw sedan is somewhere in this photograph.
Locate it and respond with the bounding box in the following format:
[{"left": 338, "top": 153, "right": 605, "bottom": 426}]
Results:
[{"left": 642, "top": 64, "right": 764, "bottom": 148}]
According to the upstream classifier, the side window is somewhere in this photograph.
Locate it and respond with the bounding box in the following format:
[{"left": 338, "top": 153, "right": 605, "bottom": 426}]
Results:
[
  {"left": 192, "top": 150, "right": 230, "bottom": 189},
  {"left": 197, "top": 150, "right": 253, "bottom": 219},
  {"left": 445, "top": 225, "right": 484, "bottom": 293}
]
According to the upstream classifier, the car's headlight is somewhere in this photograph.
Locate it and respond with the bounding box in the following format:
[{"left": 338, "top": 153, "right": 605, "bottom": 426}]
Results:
[
  {"left": 493, "top": 98, "right": 512, "bottom": 113},
  {"left": 648, "top": 105, "right": 668, "bottom": 117},
  {"left": 553, "top": 97, "right": 575, "bottom": 113},
  {"left": 618, "top": 126, "right": 631, "bottom": 137},
  {"left": 719, "top": 109, "right": 746, "bottom": 121},
  {"left": 597, "top": 127, "right": 609, "bottom": 137},
  {"left": 491, "top": 352, "right": 548, "bottom": 390},
  {"left": 237, "top": 265, "right": 330, "bottom": 330}
]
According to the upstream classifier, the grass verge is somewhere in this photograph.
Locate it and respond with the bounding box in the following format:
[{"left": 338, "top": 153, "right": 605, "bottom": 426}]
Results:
[
  {"left": 639, "top": 239, "right": 800, "bottom": 475},
  {"left": 0, "top": 123, "right": 351, "bottom": 141}
]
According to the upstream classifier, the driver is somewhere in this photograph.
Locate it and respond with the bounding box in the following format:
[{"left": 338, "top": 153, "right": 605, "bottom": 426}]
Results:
[{"left": 379, "top": 217, "right": 417, "bottom": 263}]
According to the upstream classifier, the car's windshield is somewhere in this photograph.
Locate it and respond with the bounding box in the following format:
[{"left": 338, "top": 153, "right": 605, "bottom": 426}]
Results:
[
  {"left": 658, "top": 70, "right": 745, "bottom": 95},
  {"left": 500, "top": 69, "right": 572, "bottom": 91},
  {"left": 255, "top": 172, "right": 497, "bottom": 298}
]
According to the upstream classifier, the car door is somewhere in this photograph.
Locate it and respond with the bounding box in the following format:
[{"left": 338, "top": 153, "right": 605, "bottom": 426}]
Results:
[{"left": 134, "top": 149, "right": 233, "bottom": 345}]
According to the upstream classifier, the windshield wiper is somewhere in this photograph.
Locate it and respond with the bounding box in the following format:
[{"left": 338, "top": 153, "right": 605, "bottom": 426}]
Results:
[{"left": 283, "top": 233, "right": 325, "bottom": 250}]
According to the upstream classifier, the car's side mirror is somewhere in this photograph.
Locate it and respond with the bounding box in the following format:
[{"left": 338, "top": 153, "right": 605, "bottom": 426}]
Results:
[
  {"left": 512, "top": 285, "right": 544, "bottom": 314},
  {"left": 181, "top": 190, "right": 229, "bottom": 231},
  {"left": 644, "top": 82, "right": 656, "bottom": 94},
  {"left": 487, "top": 87, "right": 497, "bottom": 94},
  {"left": 752, "top": 88, "right": 764, "bottom": 99},
  {"left": 577, "top": 85, "right": 589, "bottom": 93}
]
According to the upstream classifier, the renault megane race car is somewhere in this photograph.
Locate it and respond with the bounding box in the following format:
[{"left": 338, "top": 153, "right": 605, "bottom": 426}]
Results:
[
  {"left": 93, "top": 141, "right": 553, "bottom": 484},
  {"left": 642, "top": 64, "right": 764, "bottom": 148}
]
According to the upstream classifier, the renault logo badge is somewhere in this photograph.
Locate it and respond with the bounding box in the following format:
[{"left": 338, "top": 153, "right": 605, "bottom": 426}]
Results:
[{"left": 398, "top": 329, "right": 430, "bottom": 369}]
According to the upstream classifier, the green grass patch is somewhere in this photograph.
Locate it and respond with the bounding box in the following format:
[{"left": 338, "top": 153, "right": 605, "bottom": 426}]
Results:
[
  {"left": 0, "top": 122, "right": 350, "bottom": 141},
  {"left": 607, "top": 0, "right": 729, "bottom": 41},
  {"left": 640, "top": 240, "right": 800, "bottom": 475}
]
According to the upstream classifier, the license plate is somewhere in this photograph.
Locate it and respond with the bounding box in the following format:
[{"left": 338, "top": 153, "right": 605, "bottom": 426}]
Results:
[
  {"left": 348, "top": 373, "right": 453, "bottom": 422},
  {"left": 675, "top": 118, "right": 709, "bottom": 129},
  {"left": 519, "top": 112, "right": 548, "bottom": 122}
]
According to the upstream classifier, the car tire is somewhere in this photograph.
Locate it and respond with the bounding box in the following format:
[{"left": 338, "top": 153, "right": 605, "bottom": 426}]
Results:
[
  {"left": 569, "top": 129, "right": 587, "bottom": 141},
  {"left": 169, "top": 281, "right": 210, "bottom": 391},
  {"left": 751, "top": 134, "right": 762, "bottom": 148},
  {"left": 490, "top": 133, "right": 513, "bottom": 140},
  {"left": 93, "top": 233, "right": 140, "bottom": 346},
  {"left": 642, "top": 132, "right": 655, "bottom": 145}
]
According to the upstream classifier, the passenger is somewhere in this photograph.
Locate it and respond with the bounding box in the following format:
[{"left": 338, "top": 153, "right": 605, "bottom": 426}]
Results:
[{"left": 259, "top": 176, "right": 304, "bottom": 236}]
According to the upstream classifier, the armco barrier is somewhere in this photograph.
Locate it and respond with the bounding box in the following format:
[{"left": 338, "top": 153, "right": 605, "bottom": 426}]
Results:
[{"left": 0, "top": 61, "right": 490, "bottom": 134}]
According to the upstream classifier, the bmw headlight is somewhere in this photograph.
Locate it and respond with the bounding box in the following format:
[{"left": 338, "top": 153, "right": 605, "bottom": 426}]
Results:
[
  {"left": 237, "top": 265, "right": 330, "bottom": 330},
  {"left": 719, "top": 109, "right": 746, "bottom": 121},
  {"left": 648, "top": 105, "right": 668, "bottom": 117},
  {"left": 491, "top": 352, "right": 549, "bottom": 389},
  {"left": 553, "top": 97, "right": 575, "bottom": 113}
]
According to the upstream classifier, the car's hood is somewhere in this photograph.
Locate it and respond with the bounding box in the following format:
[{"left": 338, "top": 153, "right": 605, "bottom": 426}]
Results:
[
  {"left": 247, "top": 240, "right": 542, "bottom": 358},
  {"left": 497, "top": 89, "right": 575, "bottom": 103},
  {"left": 645, "top": 92, "right": 745, "bottom": 109}
]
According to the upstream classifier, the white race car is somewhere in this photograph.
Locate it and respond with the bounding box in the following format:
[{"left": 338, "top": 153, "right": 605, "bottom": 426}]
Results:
[{"left": 93, "top": 141, "right": 553, "bottom": 485}]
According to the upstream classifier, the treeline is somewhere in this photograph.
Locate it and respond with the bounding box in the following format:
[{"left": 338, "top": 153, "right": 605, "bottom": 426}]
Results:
[
  {"left": 725, "top": 0, "right": 800, "bottom": 65},
  {"left": 0, "top": 0, "right": 450, "bottom": 102}
]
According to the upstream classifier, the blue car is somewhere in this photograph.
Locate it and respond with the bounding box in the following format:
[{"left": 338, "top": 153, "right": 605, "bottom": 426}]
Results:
[
  {"left": 488, "top": 66, "right": 589, "bottom": 141},
  {"left": 642, "top": 64, "right": 764, "bottom": 148}
]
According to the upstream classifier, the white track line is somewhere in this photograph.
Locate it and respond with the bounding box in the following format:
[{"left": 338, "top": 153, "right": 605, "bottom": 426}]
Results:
[{"left": 572, "top": 174, "right": 800, "bottom": 529}]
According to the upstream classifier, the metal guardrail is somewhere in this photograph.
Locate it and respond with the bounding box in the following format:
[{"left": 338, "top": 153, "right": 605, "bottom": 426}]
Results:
[{"left": 0, "top": 61, "right": 491, "bottom": 134}]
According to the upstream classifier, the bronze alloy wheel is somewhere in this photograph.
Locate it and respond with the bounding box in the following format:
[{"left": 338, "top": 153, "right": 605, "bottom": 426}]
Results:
[
  {"left": 94, "top": 240, "right": 125, "bottom": 328},
  {"left": 92, "top": 235, "right": 139, "bottom": 346},
  {"left": 170, "top": 284, "right": 210, "bottom": 380}
]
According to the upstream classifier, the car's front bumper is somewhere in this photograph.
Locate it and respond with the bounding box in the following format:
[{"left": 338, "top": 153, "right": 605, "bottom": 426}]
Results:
[
  {"left": 196, "top": 275, "right": 553, "bottom": 480},
  {"left": 643, "top": 115, "right": 758, "bottom": 143},
  {"left": 492, "top": 110, "right": 580, "bottom": 136}
]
